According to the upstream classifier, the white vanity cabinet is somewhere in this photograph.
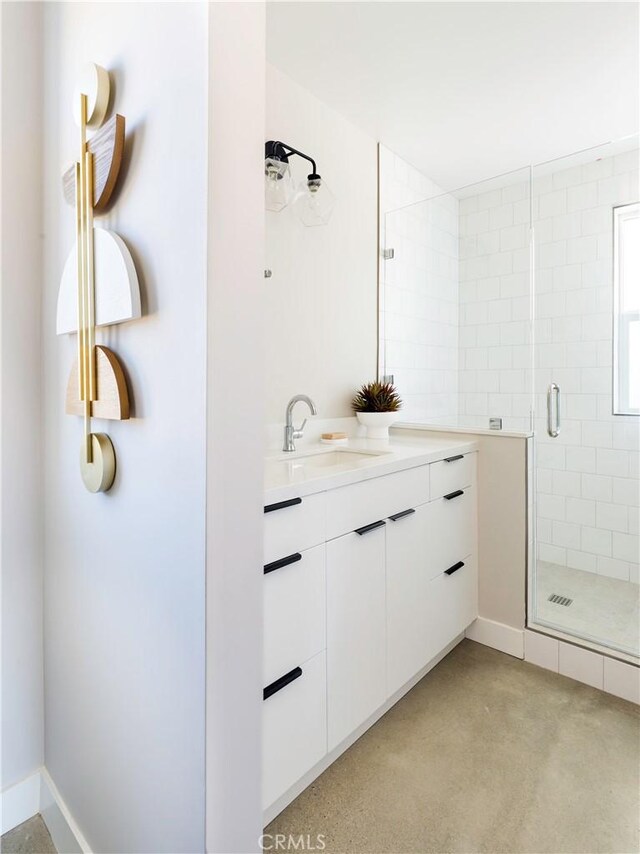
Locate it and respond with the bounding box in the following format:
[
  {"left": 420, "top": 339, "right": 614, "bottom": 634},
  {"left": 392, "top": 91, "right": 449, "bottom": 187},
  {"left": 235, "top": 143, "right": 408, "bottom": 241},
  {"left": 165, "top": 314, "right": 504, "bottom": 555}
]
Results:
[
  {"left": 426, "top": 555, "right": 477, "bottom": 662},
  {"left": 386, "top": 503, "right": 432, "bottom": 697},
  {"left": 326, "top": 522, "right": 387, "bottom": 751},
  {"left": 262, "top": 649, "right": 327, "bottom": 811},
  {"left": 263, "top": 543, "right": 326, "bottom": 686},
  {"left": 262, "top": 494, "right": 328, "bottom": 810},
  {"left": 263, "top": 492, "right": 326, "bottom": 564},
  {"left": 424, "top": 453, "right": 478, "bottom": 660},
  {"left": 323, "top": 465, "right": 430, "bottom": 750},
  {"left": 427, "top": 486, "right": 475, "bottom": 581},
  {"left": 263, "top": 448, "right": 478, "bottom": 817}
]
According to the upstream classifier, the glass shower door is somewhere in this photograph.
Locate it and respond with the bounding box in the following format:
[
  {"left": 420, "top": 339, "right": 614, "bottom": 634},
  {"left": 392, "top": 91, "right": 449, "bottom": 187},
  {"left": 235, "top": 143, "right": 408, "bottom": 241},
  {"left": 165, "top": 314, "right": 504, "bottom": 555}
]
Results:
[{"left": 529, "top": 139, "right": 640, "bottom": 659}]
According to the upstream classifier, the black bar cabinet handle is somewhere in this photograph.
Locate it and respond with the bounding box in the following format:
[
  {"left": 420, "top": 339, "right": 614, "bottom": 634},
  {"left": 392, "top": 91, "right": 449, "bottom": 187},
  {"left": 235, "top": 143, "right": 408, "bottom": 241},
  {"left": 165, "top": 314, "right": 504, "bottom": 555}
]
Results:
[
  {"left": 445, "top": 561, "right": 465, "bottom": 576},
  {"left": 354, "top": 519, "right": 386, "bottom": 536},
  {"left": 263, "top": 666, "right": 303, "bottom": 700},
  {"left": 389, "top": 508, "right": 416, "bottom": 522},
  {"left": 264, "top": 497, "right": 302, "bottom": 514},
  {"left": 264, "top": 553, "right": 302, "bottom": 575},
  {"left": 444, "top": 454, "right": 464, "bottom": 463},
  {"left": 444, "top": 489, "right": 464, "bottom": 501}
]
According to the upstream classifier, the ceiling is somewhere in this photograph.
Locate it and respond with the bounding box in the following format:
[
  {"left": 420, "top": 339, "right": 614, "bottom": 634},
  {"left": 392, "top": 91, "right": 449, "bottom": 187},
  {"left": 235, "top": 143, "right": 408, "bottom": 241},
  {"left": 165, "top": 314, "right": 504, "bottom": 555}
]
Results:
[{"left": 266, "top": 2, "right": 639, "bottom": 190}]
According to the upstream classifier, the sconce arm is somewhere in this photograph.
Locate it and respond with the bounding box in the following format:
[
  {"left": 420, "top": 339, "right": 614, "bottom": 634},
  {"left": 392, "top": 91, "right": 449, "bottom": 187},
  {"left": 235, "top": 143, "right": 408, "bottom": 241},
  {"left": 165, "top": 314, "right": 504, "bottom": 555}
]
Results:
[{"left": 266, "top": 140, "right": 318, "bottom": 178}]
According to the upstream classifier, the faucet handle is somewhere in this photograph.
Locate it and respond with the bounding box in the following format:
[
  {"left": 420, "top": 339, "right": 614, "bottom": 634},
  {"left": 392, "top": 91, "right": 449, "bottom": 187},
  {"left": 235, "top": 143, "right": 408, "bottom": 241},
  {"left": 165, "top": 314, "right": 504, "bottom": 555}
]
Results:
[{"left": 293, "top": 418, "right": 308, "bottom": 439}]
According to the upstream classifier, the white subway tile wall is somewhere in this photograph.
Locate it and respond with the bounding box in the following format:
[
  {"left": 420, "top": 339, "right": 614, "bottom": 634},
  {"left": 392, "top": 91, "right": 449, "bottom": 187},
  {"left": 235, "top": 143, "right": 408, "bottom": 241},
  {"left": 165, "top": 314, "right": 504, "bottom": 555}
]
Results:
[
  {"left": 457, "top": 171, "right": 533, "bottom": 433},
  {"left": 379, "top": 145, "right": 459, "bottom": 424}
]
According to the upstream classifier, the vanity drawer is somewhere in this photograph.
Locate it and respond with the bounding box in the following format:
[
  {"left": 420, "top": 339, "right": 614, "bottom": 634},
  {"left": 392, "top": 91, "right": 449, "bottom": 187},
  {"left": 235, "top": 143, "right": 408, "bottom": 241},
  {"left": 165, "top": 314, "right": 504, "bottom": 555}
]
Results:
[
  {"left": 263, "top": 650, "right": 327, "bottom": 810},
  {"left": 430, "top": 452, "right": 476, "bottom": 499},
  {"left": 264, "top": 491, "right": 326, "bottom": 564},
  {"left": 426, "top": 555, "right": 477, "bottom": 659},
  {"left": 264, "top": 544, "right": 326, "bottom": 686},
  {"left": 427, "top": 485, "right": 476, "bottom": 580},
  {"left": 325, "top": 465, "right": 429, "bottom": 540}
]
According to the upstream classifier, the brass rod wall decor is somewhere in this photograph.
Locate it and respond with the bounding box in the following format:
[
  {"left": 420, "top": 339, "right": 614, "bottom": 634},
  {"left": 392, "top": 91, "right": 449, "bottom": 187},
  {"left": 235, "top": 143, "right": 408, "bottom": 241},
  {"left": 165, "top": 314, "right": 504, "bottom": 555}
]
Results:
[
  {"left": 74, "top": 161, "right": 83, "bottom": 401},
  {"left": 79, "top": 94, "right": 93, "bottom": 464},
  {"left": 58, "top": 62, "right": 139, "bottom": 493},
  {"left": 85, "top": 148, "right": 96, "bottom": 402}
]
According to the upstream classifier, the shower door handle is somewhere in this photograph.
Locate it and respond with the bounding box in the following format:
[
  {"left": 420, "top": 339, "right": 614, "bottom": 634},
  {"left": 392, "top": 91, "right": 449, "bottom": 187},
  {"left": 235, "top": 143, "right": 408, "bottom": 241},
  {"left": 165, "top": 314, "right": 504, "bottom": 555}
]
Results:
[{"left": 547, "top": 383, "right": 560, "bottom": 438}]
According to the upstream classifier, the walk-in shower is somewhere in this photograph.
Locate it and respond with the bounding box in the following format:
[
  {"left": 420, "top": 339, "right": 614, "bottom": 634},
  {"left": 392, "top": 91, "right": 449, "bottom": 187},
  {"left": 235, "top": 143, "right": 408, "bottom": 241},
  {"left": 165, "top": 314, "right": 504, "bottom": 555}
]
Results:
[
  {"left": 530, "top": 140, "right": 639, "bottom": 660},
  {"left": 378, "top": 139, "right": 639, "bottom": 660}
]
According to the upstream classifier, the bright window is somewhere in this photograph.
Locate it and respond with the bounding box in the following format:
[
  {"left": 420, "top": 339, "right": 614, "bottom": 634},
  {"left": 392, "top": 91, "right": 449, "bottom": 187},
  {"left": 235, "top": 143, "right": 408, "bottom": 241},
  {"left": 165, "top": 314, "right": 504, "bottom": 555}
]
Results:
[{"left": 614, "top": 202, "right": 640, "bottom": 415}]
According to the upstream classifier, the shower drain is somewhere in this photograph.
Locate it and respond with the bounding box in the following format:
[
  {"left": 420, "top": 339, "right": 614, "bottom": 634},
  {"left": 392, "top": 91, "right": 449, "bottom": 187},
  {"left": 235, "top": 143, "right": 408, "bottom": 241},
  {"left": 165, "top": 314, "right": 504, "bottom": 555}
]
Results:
[{"left": 548, "top": 593, "right": 573, "bottom": 606}]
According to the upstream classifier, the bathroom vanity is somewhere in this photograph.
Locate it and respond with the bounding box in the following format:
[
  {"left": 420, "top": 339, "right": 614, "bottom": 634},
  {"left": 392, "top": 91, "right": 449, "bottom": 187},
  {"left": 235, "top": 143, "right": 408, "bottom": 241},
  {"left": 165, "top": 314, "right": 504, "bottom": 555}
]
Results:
[{"left": 262, "top": 437, "right": 478, "bottom": 820}]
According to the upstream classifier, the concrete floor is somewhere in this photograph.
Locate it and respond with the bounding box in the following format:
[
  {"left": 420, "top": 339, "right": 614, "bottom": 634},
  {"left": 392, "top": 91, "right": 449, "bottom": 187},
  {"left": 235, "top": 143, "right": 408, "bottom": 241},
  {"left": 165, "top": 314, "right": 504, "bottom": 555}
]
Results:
[
  {"left": 266, "top": 640, "right": 640, "bottom": 854},
  {"left": 1, "top": 816, "right": 56, "bottom": 854}
]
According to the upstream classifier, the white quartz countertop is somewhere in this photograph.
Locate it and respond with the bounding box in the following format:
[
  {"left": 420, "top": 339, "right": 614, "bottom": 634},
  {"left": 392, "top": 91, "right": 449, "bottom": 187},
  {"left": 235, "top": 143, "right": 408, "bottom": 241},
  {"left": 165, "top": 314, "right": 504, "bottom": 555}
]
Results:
[{"left": 264, "top": 435, "right": 478, "bottom": 505}]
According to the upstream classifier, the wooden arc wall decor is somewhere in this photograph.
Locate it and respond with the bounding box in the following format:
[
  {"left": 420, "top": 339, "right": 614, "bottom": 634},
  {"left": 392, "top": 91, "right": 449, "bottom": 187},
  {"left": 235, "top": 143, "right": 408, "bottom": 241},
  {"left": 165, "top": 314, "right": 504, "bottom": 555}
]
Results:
[
  {"left": 57, "top": 62, "right": 142, "bottom": 494},
  {"left": 65, "top": 346, "right": 130, "bottom": 420},
  {"left": 62, "top": 114, "right": 126, "bottom": 212}
]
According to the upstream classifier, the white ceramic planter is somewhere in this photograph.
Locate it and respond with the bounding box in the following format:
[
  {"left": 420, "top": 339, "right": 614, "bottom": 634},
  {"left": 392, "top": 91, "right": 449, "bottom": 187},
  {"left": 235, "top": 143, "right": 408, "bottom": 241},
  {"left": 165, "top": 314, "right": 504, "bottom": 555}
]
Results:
[{"left": 355, "top": 411, "right": 399, "bottom": 439}]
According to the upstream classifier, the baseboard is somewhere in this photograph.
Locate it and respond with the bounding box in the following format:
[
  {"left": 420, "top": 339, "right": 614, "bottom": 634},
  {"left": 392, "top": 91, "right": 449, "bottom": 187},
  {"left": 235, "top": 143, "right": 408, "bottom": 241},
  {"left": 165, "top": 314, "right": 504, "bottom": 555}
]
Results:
[
  {"left": 1, "top": 771, "right": 41, "bottom": 835},
  {"left": 264, "top": 633, "right": 465, "bottom": 826},
  {"left": 0, "top": 768, "right": 90, "bottom": 853},
  {"left": 465, "top": 616, "right": 524, "bottom": 658},
  {"left": 40, "top": 768, "right": 91, "bottom": 854}
]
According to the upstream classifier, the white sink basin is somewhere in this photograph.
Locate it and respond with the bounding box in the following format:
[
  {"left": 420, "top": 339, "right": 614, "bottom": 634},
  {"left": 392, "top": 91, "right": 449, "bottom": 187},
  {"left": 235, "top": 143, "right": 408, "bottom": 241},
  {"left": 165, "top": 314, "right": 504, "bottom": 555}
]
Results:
[
  {"left": 265, "top": 448, "right": 391, "bottom": 487},
  {"left": 294, "top": 450, "right": 386, "bottom": 468}
]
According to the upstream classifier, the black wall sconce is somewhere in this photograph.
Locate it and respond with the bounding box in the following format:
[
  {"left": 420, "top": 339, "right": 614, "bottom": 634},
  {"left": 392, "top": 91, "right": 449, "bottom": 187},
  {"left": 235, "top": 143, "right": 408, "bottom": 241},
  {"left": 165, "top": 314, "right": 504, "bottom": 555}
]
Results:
[{"left": 265, "top": 140, "right": 335, "bottom": 226}]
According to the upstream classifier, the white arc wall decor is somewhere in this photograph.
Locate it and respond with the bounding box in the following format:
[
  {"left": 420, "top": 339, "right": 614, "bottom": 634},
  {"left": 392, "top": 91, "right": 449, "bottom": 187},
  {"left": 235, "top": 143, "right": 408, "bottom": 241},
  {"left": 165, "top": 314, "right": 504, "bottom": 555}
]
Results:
[
  {"left": 57, "top": 62, "right": 142, "bottom": 493},
  {"left": 57, "top": 228, "right": 141, "bottom": 333}
]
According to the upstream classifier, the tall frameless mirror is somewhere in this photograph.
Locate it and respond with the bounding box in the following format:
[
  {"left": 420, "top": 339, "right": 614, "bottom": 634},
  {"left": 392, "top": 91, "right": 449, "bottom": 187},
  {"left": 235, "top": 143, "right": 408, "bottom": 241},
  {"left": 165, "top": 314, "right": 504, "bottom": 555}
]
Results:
[
  {"left": 529, "top": 137, "right": 640, "bottom": 659},
  {"left": 379, "top": 145, "right": 533, "bottom": 432}
]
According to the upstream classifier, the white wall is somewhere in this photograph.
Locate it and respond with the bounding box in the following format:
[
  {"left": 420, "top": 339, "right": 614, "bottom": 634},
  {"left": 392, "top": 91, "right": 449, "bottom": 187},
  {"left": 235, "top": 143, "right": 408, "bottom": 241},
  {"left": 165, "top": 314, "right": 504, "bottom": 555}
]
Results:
[
  {"left": 41, "top": 4, "right": 207, "bottom": 851},
  {"left": 474, "top": 434, "right": 528, "bottom": 630},
  {"left": 0, "top": 0, "right": 44, "bottom": 793},
  {"left": 265, "top": 64, "right": 378, "bottom": 424},
  {"left": 206, "top": 3, "right": 265, "bottom": 852},
  {"left": 379, "top": 146, "right": 459, "bottom": 423}
]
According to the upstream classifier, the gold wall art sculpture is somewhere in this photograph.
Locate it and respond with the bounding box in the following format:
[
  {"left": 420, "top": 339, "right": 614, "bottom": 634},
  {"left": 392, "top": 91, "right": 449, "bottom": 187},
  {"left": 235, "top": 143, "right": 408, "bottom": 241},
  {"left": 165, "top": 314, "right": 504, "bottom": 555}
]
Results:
[{"left": 57, "top": 63, "right": 141, "bottom": 493}]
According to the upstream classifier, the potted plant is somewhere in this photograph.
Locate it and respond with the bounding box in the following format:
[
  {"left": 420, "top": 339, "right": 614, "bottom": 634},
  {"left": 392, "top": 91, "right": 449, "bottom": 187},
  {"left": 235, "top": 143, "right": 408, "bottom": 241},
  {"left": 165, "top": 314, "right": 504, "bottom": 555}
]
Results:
[{"left": 352, "top": 381, "right": 402, "bottom": 439}]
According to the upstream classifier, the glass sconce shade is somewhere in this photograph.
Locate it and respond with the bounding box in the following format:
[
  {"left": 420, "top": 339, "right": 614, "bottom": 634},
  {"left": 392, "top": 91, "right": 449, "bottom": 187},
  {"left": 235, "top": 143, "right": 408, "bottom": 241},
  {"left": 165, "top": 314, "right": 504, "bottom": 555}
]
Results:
[
  {"left": 265, "top": 157, "right": 294, "bottom": 212},
  {"left": 292, "top": 176, "right": 336, "bottom": 226}
]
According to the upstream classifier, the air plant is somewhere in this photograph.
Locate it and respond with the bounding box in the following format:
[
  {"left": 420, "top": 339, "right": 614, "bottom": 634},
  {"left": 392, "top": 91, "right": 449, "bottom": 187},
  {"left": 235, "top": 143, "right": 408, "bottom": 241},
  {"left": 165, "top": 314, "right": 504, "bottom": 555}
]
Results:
[{"left": 352, "top": 381, "right": 402, "bottom": 413}]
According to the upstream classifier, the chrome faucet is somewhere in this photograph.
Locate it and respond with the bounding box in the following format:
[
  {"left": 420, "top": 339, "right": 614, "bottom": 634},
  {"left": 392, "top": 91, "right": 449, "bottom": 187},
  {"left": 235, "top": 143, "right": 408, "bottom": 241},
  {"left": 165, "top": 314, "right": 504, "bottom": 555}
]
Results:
[{"left": 283, "top": 394, "right": 318, "bottom": 452}]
